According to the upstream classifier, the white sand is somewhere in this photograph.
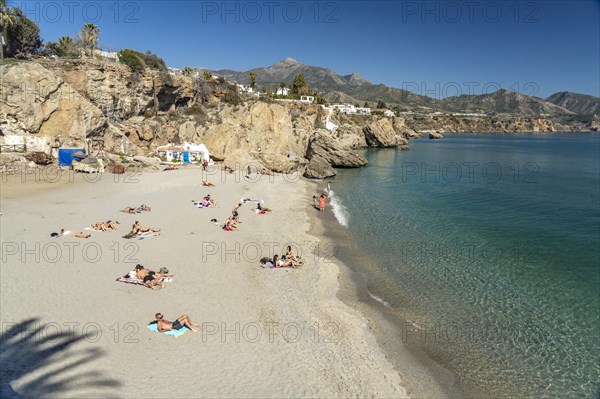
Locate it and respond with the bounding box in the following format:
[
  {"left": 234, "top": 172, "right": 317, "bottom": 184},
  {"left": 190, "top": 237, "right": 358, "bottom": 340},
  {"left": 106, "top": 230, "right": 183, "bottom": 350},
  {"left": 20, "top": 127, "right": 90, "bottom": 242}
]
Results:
[{"left": 0, "top": 167, "right": 408, "bottom": 398}]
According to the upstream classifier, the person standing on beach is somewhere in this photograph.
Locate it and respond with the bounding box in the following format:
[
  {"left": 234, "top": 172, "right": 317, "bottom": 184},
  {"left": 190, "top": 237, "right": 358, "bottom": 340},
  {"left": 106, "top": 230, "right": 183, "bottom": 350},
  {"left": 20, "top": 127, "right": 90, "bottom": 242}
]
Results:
[
  {"left": 319, "top": 194, "right": 325, "bottom": 213},
  {"left": 326, "top": 181, "right": 331, "bottom": 195}
]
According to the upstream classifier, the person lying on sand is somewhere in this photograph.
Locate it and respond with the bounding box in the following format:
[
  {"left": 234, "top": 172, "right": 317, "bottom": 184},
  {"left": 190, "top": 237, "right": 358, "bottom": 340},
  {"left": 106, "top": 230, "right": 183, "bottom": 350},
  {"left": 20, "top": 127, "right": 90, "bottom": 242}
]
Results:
[
  {"left": 273, "top": 254, "right": 294, "bottom": 268},
  {"left": 59, "top": 229, "right": 90, "bottom": 239},
  {"left": 254, "top": 203, "right": 272, "bottom": 214},
  {"left": 164, "top": 165, "right": 179, "bottom": 171},
  {"left": 202, "top": 180, "right": 215, "bottom": 187},
  {"left": 131, "top": 221, "right": 160, "bottom": 235},
  {"left": 260, "top": 168, "right": 273, "bottom": 176},
  {"left": 155, "top": 313, "right": 199, "bottom": 332},
  {"left": 138, "top": 204, "right": 151, "bottom": 212},
  {"left": 123, "top": 206, "right": 140, "bottom": 214},
  {"left": 135, "top": 264, "right": 172, "bottom": 289},
  {"left": 91, "top": 220, "right": 118, "bottom": 231},
  {"left": 223, "top": 165, "right": 235, "bottom": 174}
]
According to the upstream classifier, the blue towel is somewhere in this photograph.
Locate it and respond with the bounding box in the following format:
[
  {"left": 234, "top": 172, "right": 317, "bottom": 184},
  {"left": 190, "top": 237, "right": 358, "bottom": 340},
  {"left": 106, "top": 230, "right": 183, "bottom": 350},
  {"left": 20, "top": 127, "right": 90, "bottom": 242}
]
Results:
[{"left": 147, "top": 322, "right": 189, "bottom": 337}]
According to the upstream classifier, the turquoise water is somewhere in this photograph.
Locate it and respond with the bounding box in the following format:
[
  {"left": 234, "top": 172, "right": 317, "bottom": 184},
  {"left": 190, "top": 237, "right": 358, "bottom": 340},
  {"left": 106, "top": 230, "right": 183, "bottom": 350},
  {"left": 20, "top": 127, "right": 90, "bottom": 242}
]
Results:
[{"left": 330, "top": 133, "right": 600, "bottom": 398}]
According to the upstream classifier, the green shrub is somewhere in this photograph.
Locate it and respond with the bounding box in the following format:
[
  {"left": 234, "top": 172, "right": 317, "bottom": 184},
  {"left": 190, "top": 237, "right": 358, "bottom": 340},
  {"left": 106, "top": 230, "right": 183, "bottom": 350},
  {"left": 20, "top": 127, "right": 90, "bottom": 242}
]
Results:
[
  {"left": 223, "top": 92, "right": 242, "bottom": 105},
  {"left": 118, "top": 49, "right": 145, "bottom": 72}
]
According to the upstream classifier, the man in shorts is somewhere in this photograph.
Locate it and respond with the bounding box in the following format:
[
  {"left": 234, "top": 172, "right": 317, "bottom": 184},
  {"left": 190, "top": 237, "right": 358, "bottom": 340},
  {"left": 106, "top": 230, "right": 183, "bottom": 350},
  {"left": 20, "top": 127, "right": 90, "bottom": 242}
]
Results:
[{"left": 155, "top": 313, "right": 199, "bottom": 332}]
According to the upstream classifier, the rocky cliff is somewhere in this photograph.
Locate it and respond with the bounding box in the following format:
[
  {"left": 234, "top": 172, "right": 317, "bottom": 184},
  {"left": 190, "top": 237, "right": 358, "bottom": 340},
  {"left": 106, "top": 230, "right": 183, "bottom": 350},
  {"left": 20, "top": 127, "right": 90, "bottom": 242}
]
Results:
[
  {"left": 1, "top": 59, "right": 596, "bottom": 177},
  {"left": 0, "top": 60, "right": 411, "bottom": 176}
]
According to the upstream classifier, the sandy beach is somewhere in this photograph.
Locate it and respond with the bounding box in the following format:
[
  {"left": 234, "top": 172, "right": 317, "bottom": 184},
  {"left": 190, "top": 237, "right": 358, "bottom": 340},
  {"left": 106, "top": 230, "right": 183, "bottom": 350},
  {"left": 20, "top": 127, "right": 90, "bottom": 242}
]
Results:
[{"left": 1, "top": 166, "right": 408, "bottom": 398}]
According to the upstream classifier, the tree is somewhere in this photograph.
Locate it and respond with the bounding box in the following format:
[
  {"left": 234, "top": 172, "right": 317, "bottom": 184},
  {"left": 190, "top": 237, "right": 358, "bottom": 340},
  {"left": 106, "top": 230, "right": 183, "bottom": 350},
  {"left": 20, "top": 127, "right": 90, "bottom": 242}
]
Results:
[
  {"left": 249, "top": 71, "right": 257, "bottom": 91},
  {"left": 3, "top": 8, "right": 42, "bottom": 58},
  {"left": 79, "top": 23, "right": 100, "bottom": 56},
  {"left": 290, "top": 74, "right": 309, "bottom": 97},
  {"left": 202, "top": 69, "right": 212, "bottom": 81},
  {"left": 376, "top": 100, "right": 387, "bottom": 109},
  {"left": 0, "top": 0, "right": 17, "bottom": 59},
  {"left": 45, "top": 35, "right": 79, "bottom": 58},
  {"left": 363, "top": 101, "right": 369, "bottom": 108},
  {"left": 182, "top": 66, "right": 195, "bottom": 77}
]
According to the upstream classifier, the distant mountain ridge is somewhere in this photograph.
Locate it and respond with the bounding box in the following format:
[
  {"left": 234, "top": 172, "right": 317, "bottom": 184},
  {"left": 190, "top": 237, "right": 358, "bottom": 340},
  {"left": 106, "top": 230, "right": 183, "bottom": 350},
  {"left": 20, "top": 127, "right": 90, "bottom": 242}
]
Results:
[
  {"left": 546, "top": 92, "right": 600, "bottom": 115},
  {"left": 212, "top": 58, "right": 593, "bottom": 116}
]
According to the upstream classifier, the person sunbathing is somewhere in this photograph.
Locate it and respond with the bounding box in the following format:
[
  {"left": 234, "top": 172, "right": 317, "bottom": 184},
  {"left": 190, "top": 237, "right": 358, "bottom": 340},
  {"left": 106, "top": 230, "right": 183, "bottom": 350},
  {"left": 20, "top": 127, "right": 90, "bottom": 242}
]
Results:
[
  {"left": 91, "top": 221, "right": 117, "bottom": 231},
  {"left": 260, "top": 168, "right": 273, "bottom": 176},
  {"left": 123, "top": 206, "right": 140, "bottom": 214},
  {"left": 202, "top": 196, "right": 217, "bottom": 208},
  {"left": 202, "top": 180, "right": 215, "bottom": 187},
  {"left": 59, "top": 229, "right": 90, "bottom": 239},
  {"left": 254, "top": 203, "right": 272, "bottom": 214},
  {"left": 131, "top": 221, "right": 160, "bottom": 235},
  {"left": 223, "top": 218, "right": 236, "bottom": 231},
  {"left": 155, "top": 313, "right": 199, "bottom": 332},
  {"left": 273, "top": 254, "right": 294, "bottom": 268},
  {"left": 135, "top": 264, "right": 172, "bottom": 289},
  {"left": 284, "top": 246, "right": 304, "bottom": 267},
  {"left": 138, "top": 204, "right": 151, "bottom": 212},
  {"left": 164, "top": 165, "right": 179, "bottom": 171}
]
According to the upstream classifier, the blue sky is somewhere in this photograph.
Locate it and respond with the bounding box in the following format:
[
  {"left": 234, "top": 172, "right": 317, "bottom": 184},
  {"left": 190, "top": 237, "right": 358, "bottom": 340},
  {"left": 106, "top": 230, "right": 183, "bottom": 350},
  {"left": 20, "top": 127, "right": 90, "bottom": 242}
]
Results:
[{"left": 13, "top": 0, "right": 600, "bottom": 98}]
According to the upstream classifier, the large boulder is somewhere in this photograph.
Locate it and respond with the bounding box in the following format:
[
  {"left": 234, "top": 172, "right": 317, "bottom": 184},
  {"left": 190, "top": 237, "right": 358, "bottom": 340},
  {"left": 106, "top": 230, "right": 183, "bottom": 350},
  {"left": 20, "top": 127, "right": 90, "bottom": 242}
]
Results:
[
  {"left": 429, "top": 132, "right": 444, "bottom": 139},
  {"left": 306, "top": 130, "right": 367, "bottom": 168},
  {"left": 304, "top": 156, "right": 336, "bottom": 179},
  {"left": 363, "top": 118, "right": 400, "bottom": 147}
]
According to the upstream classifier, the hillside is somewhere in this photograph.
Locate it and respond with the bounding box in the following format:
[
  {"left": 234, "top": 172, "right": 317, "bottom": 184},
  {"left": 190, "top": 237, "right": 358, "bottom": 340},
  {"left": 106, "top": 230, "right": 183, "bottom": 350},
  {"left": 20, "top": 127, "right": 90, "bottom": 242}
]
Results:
[
  {"left": 439, "top": 89, "right": 574, "bottom": 117},
  {"left": 546, "top": 92, "right": 600, "bottom": 115},
  {"left": 212, "top": 58, "right": 586, "bottom": 116}
]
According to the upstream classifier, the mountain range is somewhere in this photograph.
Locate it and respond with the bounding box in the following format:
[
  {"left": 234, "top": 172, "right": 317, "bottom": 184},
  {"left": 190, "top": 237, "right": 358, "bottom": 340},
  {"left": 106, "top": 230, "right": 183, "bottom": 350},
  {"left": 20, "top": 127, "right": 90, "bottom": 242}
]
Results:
[{"left": 212, "top": 58, "right": 599, "bottom": 117}]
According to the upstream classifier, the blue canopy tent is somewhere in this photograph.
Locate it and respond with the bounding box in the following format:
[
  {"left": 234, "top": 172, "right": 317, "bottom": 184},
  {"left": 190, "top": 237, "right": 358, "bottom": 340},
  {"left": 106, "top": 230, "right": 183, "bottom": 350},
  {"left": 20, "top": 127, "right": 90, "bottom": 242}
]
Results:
[
  {"left": 58, "top": 148, "right": 85, "bottom": 166},
  {"left": 182, "top": 151, "right": 191, "bottom": 164}
]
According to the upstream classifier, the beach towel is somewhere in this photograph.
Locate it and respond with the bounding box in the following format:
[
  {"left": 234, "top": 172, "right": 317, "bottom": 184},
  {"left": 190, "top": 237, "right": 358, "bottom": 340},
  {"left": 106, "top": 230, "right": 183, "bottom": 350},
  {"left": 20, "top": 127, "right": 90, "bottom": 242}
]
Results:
[
  {"left": 147, "top": 322, "right": 189, "bottom": 337},
  {"left": 241, "top": 197, "right": 264, "bottom": 204},
  {"left": 115, "top": 276, "right": 172, "bottom": 287},
  {"left": 116, "top": 277, "right": 147, "bottom": 287}
]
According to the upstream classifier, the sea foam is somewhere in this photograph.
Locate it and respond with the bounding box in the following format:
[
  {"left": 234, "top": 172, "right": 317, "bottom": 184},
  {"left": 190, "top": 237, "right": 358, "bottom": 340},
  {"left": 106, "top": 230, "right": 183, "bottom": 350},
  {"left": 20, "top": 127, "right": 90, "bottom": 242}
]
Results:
[{"left": 330, "top": 192, "right": 349, "bottom": 227}]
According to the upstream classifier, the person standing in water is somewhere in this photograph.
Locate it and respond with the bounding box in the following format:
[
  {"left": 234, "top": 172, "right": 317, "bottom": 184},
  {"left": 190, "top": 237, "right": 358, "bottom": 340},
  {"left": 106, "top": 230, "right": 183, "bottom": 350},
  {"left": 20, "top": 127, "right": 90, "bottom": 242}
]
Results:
[{"left": 319, "top": 194, "right": 326, "bottom": 213}]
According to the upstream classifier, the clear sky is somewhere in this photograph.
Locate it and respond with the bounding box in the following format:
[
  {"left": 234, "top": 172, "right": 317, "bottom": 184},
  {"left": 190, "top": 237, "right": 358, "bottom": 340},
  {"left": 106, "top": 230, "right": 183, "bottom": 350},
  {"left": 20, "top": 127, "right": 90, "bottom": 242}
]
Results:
[{"left": 13, "top": 0, "right": 600, "bottom": 99}]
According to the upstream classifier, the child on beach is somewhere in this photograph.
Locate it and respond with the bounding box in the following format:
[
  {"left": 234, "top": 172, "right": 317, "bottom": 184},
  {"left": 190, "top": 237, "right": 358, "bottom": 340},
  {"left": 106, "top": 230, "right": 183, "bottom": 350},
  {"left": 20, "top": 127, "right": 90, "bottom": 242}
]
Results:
[{"left": 319, "top": 194, "right": 326, "bottom": 213}]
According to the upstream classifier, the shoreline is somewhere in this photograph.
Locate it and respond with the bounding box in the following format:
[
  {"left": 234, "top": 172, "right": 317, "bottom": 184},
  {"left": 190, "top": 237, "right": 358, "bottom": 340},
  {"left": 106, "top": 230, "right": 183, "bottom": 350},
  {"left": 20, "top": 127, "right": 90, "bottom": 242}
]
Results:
[
  {"left": 305, "top": 179, "right": 467, "bottom": 399},
  {"left": 1, "top": 167, "right": 410, "bottom": 398}
]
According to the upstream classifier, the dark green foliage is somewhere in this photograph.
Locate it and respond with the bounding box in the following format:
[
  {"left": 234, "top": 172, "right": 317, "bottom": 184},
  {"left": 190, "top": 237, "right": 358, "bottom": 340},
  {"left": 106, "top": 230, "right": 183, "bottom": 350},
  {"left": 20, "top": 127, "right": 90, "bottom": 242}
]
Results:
[
  {"left": 4, "top": 8, "right": 42, "bottom": 58},
  {"left": 223, "top": 91, "right": 242, "bottom": 105},
  {"left": 118, "top": 49, "right": 167, "bottom": 73}
]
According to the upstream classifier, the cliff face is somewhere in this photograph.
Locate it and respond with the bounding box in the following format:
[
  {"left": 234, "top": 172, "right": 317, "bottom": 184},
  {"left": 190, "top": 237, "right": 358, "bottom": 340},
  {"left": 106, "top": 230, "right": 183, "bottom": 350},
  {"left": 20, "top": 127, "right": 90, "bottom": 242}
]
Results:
[
  {"left": 1, "top": 59, "right": 596, "bottom": 175},
  {"left": 0, "top": 62, "right": 107, "bottom": 150},
  {"left": 38, "top": 58, "right": 196, "bottom": 120}
]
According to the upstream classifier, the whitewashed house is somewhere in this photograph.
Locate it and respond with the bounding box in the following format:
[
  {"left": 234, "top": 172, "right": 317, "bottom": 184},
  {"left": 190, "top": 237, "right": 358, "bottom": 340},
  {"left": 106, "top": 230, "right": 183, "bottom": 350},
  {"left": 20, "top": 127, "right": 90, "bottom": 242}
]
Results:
[
  {"left": 383, "top": 110, "right": 396, "bottom": 117},
  {"left": 156, "top": 142, "right": 211, "bottom": 164},
  {"left": 276, "top": 87, "right": 289, "bottom": 96},
  {"left": 300, "top": 96, "right": 315, "bottom": 103}
]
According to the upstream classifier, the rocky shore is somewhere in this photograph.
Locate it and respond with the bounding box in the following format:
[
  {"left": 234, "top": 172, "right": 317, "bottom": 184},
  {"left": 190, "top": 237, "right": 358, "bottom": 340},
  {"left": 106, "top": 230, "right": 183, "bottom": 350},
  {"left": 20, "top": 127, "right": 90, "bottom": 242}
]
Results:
[{"left": 1, "top": 59, "right": 597, "bottom": 179}]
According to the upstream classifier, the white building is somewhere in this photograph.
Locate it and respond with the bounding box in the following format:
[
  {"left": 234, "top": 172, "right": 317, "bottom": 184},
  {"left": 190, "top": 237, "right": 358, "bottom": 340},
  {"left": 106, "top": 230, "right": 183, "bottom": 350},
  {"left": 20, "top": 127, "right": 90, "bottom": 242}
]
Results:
[
  {"left": 300, "top": 96, "right": 315, "bottom": 103},
  {"left": 276, "top": 87, "right": 289, "bottom": 96},
  {"left": 94, "top": 49, "right": 119, "bottom": 62},
  {"left": 330, "top": 104, "right": 371, "bottom": 115},
  {"left": 383, "top": 110, "right": 396, "bottom": 117},
  {"left": 157, "top": 142, "right": 211, "bottom": 164}
]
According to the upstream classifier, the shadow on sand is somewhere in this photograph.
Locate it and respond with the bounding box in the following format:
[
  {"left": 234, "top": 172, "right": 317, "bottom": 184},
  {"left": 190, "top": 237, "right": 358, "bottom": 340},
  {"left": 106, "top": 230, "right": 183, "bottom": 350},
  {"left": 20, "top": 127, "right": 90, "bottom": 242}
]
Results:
[{"left": 0, "top": 318, "right": 121, "bottom": 398}]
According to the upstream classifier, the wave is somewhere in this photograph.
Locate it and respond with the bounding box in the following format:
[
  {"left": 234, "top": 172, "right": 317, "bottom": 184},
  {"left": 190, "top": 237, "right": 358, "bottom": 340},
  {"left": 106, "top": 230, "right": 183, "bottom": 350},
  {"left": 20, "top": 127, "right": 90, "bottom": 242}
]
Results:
[
  {"left": 368, "top": 291, "right": 392, "bottom": 309},
  {"left": 330, "top": 194, "right": 349, "bottom": 227}
]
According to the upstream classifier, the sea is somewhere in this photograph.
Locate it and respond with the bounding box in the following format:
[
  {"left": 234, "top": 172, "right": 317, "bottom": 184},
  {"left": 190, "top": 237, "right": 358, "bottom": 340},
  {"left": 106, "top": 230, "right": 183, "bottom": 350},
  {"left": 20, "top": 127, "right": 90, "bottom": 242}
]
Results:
[{"left": 326, "top": 133, "right": 600, "bottom": 398}]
